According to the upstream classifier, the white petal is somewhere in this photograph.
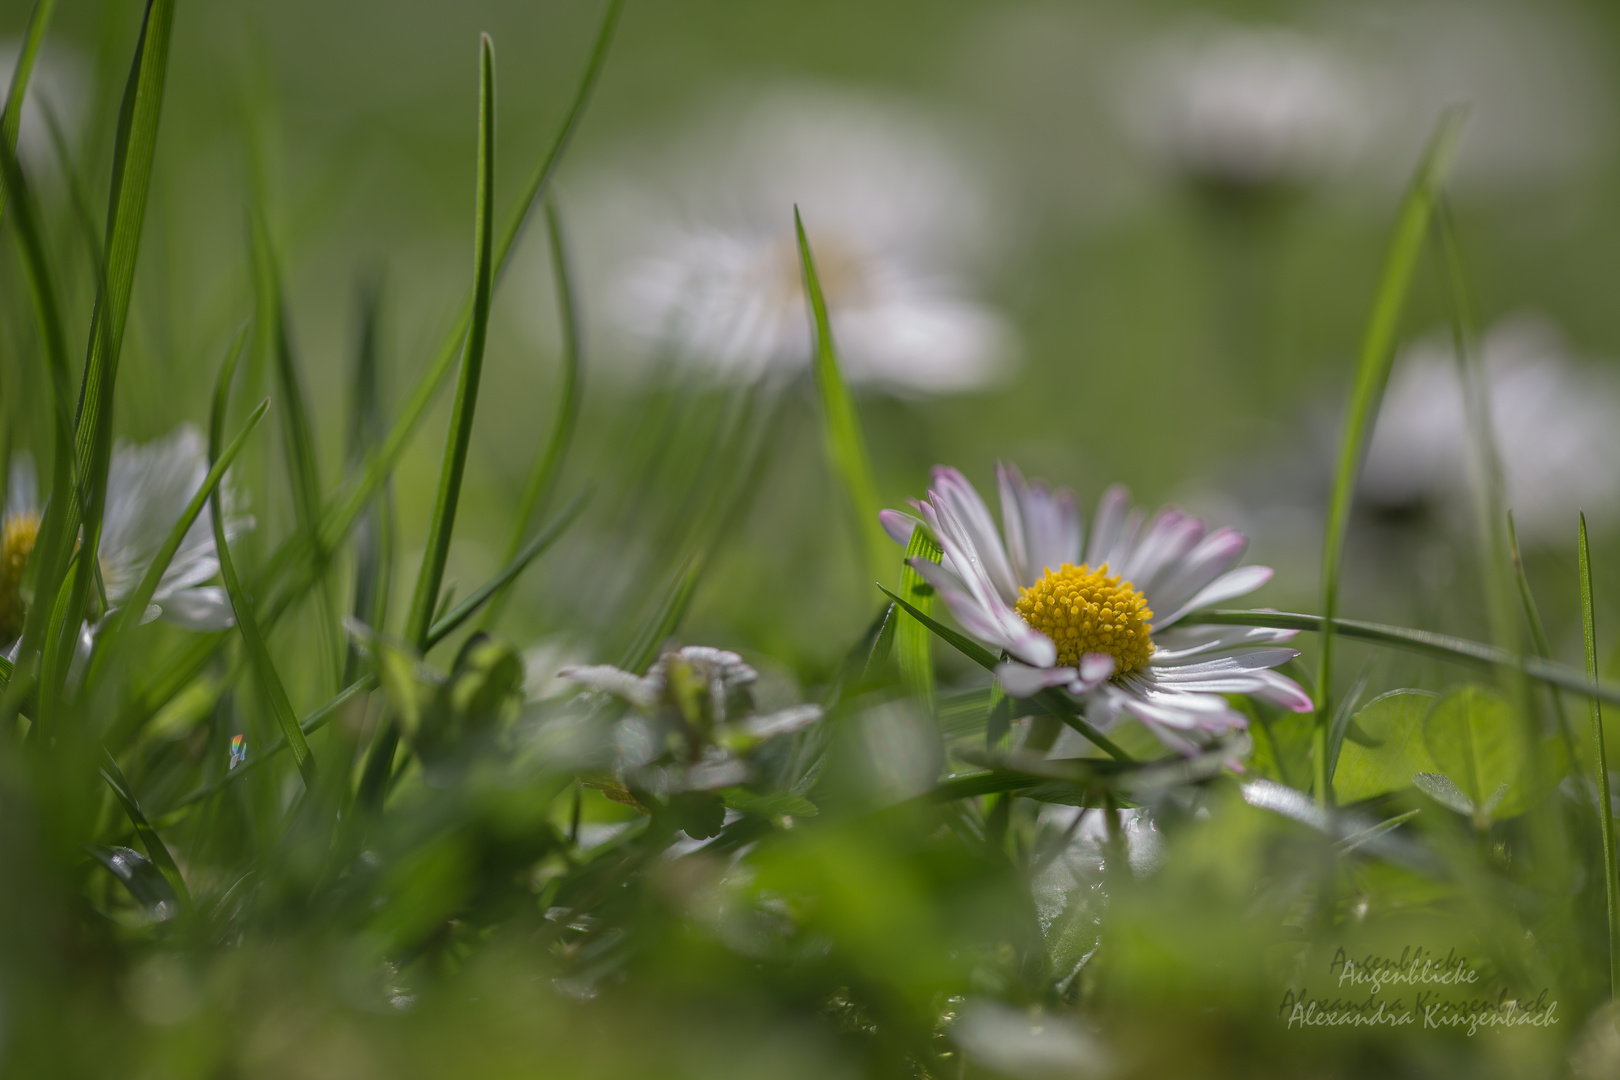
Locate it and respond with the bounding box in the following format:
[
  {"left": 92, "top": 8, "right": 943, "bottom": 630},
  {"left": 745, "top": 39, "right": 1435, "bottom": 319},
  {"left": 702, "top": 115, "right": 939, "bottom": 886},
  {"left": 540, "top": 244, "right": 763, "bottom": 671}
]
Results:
[
  {"left": 929, "top": 467, "right": 1020, "bottom": 604},
  {"left": 1150, "top": 624, "right": 1299, "bottom": 662},
  {"left": 996, "top": 660, "right": 1081, "bottom": 698},
  {"left": 1121, "top": 508, "right": 1204, "bottom": 591},
  {"left": 997, "top": 461, "right": 1081, "bottom": 588},
  {"left": 1143, "top": 527, "right": 1248, "bottom": 616},
  {"left": 880, "top": 509, "right": 920, "bottom": 546},
  {"left": 1252, "top": 670, "right": 1315, "bottom": 712},
  {"left": 156, "top": 587, "right": 237, "bottom": 630},
  {"left": 1158, "top": 564, "right": 1274, "bottom": 627},
  {"left": 1084, "top": 484, "right": 1132, "bottom": 567},
  {"left": 910, "top": 557, "right": 1055, "bottom": 666}
]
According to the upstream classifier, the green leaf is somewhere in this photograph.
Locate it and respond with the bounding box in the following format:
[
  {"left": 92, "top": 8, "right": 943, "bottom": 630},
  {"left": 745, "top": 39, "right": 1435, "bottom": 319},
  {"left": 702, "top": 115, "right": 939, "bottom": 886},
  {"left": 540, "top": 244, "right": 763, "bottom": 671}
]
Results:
[
  {"left": 796, "top": 207, "right": 888, "bottom": 583},
  {"left": 404, "top": 34, "right": 498, "bottom": 652},
  {"left": 1332, "top": 689, "right": 1438, "bottom": 803},
  {"left": 209, "top": 333, "right": 316, "bottom": 789},
  {"left": 485, "top": 196, "right": 585, "bottom": 630},
  {"left": 344, "top": 274, "right": 392, "bottom": 686},
  {"left": 1315, "top": 109, "right": 1465, "bottom": 804},
  {"left": 722, "top": 788, "right": 818, "bottom": 819},
  {"left": 1422, "top": 683, "right": 1525, "bottom": 822},
  {"left": 896, "top": 524, "right": 941, "bottom": 715}
]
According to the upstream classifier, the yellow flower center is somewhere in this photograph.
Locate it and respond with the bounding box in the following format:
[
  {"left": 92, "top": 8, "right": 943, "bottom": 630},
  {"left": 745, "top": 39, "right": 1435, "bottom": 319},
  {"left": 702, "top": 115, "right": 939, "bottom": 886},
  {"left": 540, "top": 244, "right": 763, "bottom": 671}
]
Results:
[
  {"left": 0, "top": 511, "right": 42, "bottom": 642},
  {"left": 1014, "top": 562, "right": 1154, "bottom": 674}
]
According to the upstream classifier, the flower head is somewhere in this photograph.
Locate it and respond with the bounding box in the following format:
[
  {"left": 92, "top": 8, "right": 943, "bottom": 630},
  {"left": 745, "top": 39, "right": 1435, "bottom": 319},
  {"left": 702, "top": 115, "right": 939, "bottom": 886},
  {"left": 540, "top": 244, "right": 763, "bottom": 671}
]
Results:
[
  {"left": 576, "top": 86, "right": 1017, "bottom": 394},
  {"left": 883, "top": 466, "right": 1311, "bottom": 753},
  {"left": 1120, "top": 20, "right": 1373, "bottom": 192},
  {"left": 1363, "top": 316, "right": 1620, "bottom": 544},
  {"left": 0, "top": 425, "right": 251, "bottom": 643}
]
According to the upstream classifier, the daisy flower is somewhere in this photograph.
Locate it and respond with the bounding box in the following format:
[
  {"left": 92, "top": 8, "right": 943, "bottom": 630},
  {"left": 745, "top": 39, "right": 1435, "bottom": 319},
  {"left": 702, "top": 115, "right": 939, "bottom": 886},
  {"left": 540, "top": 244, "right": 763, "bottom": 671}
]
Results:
[
  {"left": 574, "top": 85, "right": 1016, "bottom": 394},
  {"left": 0, "top": 425, "right": 250, "bottom": 644},
  {"left": 1119, "top": 20, "right": 1373, "bottom": 192},
  {"left": 1362, "top": 315, "right": 1620, "bottom": 544},
  {"left": 882, "top": 466, "right": 1312, "bottom": 753}
]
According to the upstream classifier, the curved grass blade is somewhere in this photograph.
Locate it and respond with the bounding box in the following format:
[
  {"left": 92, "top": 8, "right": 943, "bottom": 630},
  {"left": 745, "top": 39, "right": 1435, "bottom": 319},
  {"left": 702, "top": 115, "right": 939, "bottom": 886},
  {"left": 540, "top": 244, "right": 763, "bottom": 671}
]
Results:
[
  {"left": 100, "top": 751, "right": 190, "bottom": 909},
  {"left": 318, "top": 0, "right": 622, "bottom": 565},
  {"left": 1510, "top": 512, "right": 1578, "bottom": 768},
  {"left": 426, "top": 489, "right": 589, "bottom": 650},
  {"left": 620, "top": 553, "right": 704, "bottom": 675},
  {"left": 404, "top": 34, "right": 497, "bottom": 652},
  {"left": 877, "top": 584, "right": 1130, "bottom": 761},
  {"left": 1579, "top": 513, "right": 1620, "bottom": 995},
  {"left": 1315, "top": 110, "right": 1465, "bottom": 805},
  {"left": 345, "top": 273, "right": 392, "bottom": 685},
  {"left": 897, "top": 526, "right": 942, "bottom": 716},
  {"left": 0, "top": 0, "right": 58, "bottom": 221},
  {"left": 796, "top": 207, "right": 888, "bottom": 583},
  {"left": 209, "top": 340, "right": 315, "bottom": 789},
  {"left": 110, "top": 0, "right": 625, "bottom": 743},
  {"left": 47, "top": 0, "right": 178, "bottom": 708},
  {"left": 85, "top": 375, "right": 268, "bottom": 694},
  {"left": 485, "top": 196, "right": 584, "bottom": 630},
  {"left": 1192, "top": 608, "right": 1620, "bottom": 706}
]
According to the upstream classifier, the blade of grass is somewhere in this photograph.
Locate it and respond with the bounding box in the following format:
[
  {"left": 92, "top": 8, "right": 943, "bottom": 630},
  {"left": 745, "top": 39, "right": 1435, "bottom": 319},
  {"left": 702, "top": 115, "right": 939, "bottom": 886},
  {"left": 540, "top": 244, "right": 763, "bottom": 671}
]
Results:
[
  {"left": 620, "top": 554, "right": 704, "bottom": 675},
  {"left": 100, "top": 751, "right": 190, "bottom": 909},
  {"left": 0, "top": 0, "right": 58, "bottom": 222},
  {"left": 47, "top": 0, "right": 178, "bottom": 707},
  {"left": 897, "top": 527, "right": 942, "bottom": 715},
  {"left": 1510, "top": 512, "right": 1579, "bottom": 771},
  {"left": 0, "top": 107, "right": 79, "bottom": 725},
  {"left": 209, "top": 341, "right": 315, "bottom": 789},
  {"left": 109, "top": 0, "right": 624, "bottom": 746},
  {"left": 404, "top": 34, "right": 497, "bottom": 652},
  {"left": 484, "top": 195, "right": 584, "bottom": 630},
  {"left": 317, "top": 0, "right": 621, "bottom": 565},
  {"left": 426, "top": 490, "right": 589, "bottom": 650},
  {"left": 1315, "top": 110, "right": 1464, "bottom": 806},
  {"left": 1192, "top": 608, "right": 1620, "bottom": 706},
  {"left": 877, "top": 584, "right": 1130, "bottom": 761},
  {"left": 1580, "top": 513, "right": 1620, "bottom": 996},
  {"left": 85, "top": 381, "right": 269, "bottom": 695},
  {"left": 344, "top": 273, "right": 392, "bottom": 685},
  {"left": 250, "top": 208, "right": 342, "bottom": 684},
  {"left": 796, "top": 207, "right": 888, "bottom": 584}
]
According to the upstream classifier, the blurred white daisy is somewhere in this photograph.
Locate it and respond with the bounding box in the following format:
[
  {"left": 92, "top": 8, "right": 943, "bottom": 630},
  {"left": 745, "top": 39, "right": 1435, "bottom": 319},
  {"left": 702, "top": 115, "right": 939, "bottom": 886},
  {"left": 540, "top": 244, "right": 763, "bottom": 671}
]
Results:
[
  {"left": 1119, "top": 20, "right": 1375, "bottom": 191},
  {"left": 1362, "top": 315, "right": 1620, "bottom": 544},
  {"left": 576, "top": 86, "right": 1017, "bottom": 394},
  {"left": 0, "top": 425, "right": 250, "bottom": 643},
  {"left": 882, "top": 466, "right": 1311, "bottom": 753}
]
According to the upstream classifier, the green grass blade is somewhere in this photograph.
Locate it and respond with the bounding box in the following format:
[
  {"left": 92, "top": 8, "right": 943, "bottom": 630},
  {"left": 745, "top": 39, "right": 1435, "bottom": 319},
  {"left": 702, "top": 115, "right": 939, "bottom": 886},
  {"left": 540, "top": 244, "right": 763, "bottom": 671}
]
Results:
[
  {"left": 209, "top": 340, "right": 316, "bottom": 789},
  {"left": 897, "top": 527, "right": 942, "bottom": 715},
  {"left": 1580, "top": 513, "right": 1620, "bottom": 995},
  {"left": 485, "top": 195, "right": 584, "bottom": 630},
  {"left": 345, "top": 274, "right": 392, "bottom": 683},
  {"left": 1191, "top": 608, "right": 1620, "bottom": 706},
  {"left": 795, "top": 208, "right": 888, "bottom": 584},
  {"left": 619, "top": 554, "right": 704, "bottom": 675},
  {"left": 318, "top": 0, "right": 622, "bottom": 565},
  {"left": 426, "top": 490, "right": 589, "bottom": 650},
  {"left": 0, "top": 0, "right": 58, "bottom": 221},
  {"left": 1510, "top": 512, "right": 1577, "bottom": 768},
  {"left": 0, "top": 110, "right": 80, "bottom": 716},
  {"left": 1315, "top": 110, "right": 1465, "bottom": 806},
  {"left": 100, "top": 751, "right": 190, "bottom": 909},
  {"left": 85, "top": 375, "right": 267, "bottom": 694},
  {"left": 404, "top": 34, "right": 497, "bottom": 652}
]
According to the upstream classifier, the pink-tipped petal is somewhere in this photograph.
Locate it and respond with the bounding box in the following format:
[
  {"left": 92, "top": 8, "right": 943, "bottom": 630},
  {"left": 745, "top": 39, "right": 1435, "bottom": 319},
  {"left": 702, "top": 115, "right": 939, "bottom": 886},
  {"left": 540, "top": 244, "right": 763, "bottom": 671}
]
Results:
[
  {"left": 880, "top": 509, "right": 921, "bottom": 546},
  {"left": 997, "top": 661, "right": 1081, "bottom": 698}
]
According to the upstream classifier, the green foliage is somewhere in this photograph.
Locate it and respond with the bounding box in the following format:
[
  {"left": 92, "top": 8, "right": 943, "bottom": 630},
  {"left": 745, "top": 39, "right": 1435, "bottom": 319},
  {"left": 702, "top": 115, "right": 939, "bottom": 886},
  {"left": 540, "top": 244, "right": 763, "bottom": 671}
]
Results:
[{"left": 1333, "top": 689, "right": 1437, "bottom": 802}]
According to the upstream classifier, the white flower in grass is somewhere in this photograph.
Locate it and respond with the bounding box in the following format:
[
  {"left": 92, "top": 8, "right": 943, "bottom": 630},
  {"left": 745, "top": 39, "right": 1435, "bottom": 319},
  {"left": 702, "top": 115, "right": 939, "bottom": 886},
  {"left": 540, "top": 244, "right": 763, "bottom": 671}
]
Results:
[
  {"left": 583, "top": 86, "right": 1016, "bottom": 394},
  {"left": 882, "top": 466, "right": 1312, "bottom": 753},
  {"left": 0, "top": 425, "right": 250, "bottom": 643},
  {"left": 1120, "top": 21, "right": 1373, "bottom": 192},
  {"left": 1363, "top": 316, "right": 1620, "bottom": 545}
]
